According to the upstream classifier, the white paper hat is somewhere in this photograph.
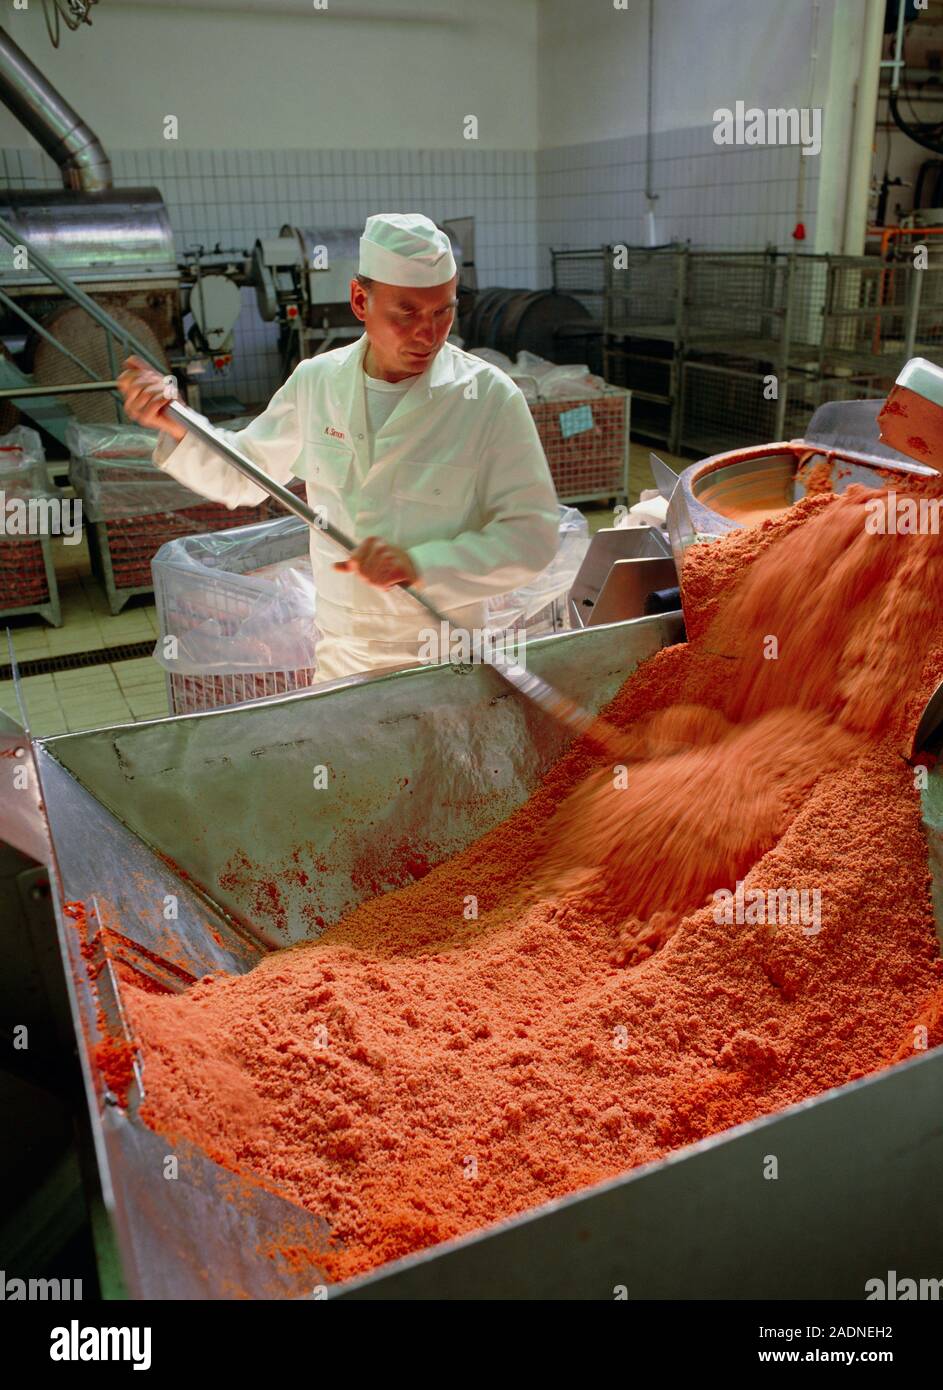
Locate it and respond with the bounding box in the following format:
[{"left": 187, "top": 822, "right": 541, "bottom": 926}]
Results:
[{"left": 359, "top": 212, "right": 457, "bottom": 287}]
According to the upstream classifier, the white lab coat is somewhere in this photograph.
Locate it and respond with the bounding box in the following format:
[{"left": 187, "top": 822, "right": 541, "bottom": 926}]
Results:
[{"left": 152, "top": 332, "right": 560, "bottom": 679}]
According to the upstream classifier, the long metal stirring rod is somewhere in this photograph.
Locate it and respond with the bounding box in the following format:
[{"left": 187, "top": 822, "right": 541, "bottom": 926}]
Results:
[{"left": 162, "top": 398, "right": 602, "bottom": 742}]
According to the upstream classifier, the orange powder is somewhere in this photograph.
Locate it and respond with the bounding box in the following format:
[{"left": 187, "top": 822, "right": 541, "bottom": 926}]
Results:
[
  {"left": 796, "top": 456, "right": 834, "bottom": 495},
  {"left": 124, "top": 480, "right": 943, "bottom": 1283}
]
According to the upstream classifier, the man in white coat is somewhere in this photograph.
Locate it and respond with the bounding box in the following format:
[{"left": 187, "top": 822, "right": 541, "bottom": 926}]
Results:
[{"left": 118, "top": 212, "right": 560, "bottom": 681}]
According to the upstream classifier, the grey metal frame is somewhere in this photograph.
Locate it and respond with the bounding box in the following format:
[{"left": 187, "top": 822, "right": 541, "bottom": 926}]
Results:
[
  {"left": 0, "top": 528, "right": 61, "bottom": 627},
  {"left": 598, "top": 246, "right": 939, "bottom": 458}
]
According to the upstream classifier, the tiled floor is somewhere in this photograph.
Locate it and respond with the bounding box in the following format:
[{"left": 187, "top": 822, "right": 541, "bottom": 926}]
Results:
[
  {"left": 0, "top": 529, "right": 169, "bottom": 737},
  {"left": 0, "top": 443, "right": 679, "bottom": 737}
]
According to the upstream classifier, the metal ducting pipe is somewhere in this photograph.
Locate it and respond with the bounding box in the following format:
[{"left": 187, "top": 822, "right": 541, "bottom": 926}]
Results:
[{"left": 0, "top": 25, "right": 112, "bottom": 192}]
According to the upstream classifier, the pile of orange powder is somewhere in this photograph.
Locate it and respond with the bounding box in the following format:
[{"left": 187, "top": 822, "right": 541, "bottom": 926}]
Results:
[{"left": 125, "top": 477, "right": 943, "bottom": 1282}]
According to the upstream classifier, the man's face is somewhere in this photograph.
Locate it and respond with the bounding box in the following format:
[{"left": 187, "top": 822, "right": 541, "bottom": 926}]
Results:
[{"left": 351, "top": 276, "right": 458, "bottom": 377}]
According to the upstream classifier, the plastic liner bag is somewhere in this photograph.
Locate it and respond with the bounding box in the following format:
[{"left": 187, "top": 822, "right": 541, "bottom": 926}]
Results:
[
  {"left": 66, "top": 420, "right": 156, "bottom": 460},
  {"left": 151, "top": 514, "right": 319, "bottom": 676},
  {"left": 1, "top": 424, "right": 47, "bottom": 504},
  {"left": 1, "top": 425, "right": 47, "bottom": 500},
  {"left": 0, "top": 425, "right": 59, "bottom": 541},
  {"left": 487, "top": 504, "right": 589, "bottom": 634},
  {"left": 512, "top": 374, "right": 539, "bottom": 404},
  {"left": 0, "top": 425, "right": 45, "bottom": 476},
  {"left": 510, "top": 351, "right": 607, "bottom": 400},
  {"left": 66, "top": 420, "right": 203, "bottom": 521},
  {"left": 469, "top": 347, "right": 515, "bottom": 372},
  {"left": 536, "top": 365, "right": 608, "bottom": 399}
]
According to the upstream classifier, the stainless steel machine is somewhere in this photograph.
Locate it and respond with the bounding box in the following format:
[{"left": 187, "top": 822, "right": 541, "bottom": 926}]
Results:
[
  {"left": 0, "top": 26, "right": 188, "bottom": 428},
  {"left": 24, "top": 605, "right": 943, "bottom": 1299},
  {"left": 665, "top": 396, "right": 941, "bottom": 568}
]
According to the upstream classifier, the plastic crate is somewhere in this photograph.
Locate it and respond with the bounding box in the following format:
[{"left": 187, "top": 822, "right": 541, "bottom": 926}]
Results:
[{"left": 152, "top": 514, "right": 318, "bottom": 715}]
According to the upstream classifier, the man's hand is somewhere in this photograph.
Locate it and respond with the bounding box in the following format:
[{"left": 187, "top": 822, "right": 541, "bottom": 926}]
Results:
[
  {"left": 116, "top": 355, "right": 187, "bottom": 441},
  {"left": 334, "top": 537, "right": 419, "bottom": 589}
]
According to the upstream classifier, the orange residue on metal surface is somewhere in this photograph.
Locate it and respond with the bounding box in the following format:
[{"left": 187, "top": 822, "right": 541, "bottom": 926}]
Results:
[
  {"left": 878, "top": 384, "right": 943, "bottom": 472},
  {"left": 122, "top": 479, "right": 943, "bottom": 1284},
  {"left": 795, "top": 456, "right": 834, "bottom": 496}
]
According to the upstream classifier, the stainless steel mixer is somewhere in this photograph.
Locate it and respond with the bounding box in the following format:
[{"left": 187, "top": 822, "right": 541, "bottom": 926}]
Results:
[{"left": 26, "top": 601, "right": 943, "bottom": 1299}]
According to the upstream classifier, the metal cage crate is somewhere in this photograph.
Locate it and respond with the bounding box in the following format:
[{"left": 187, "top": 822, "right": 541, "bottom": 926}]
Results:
[
  {"left": 0, "top": 434, "right": 62, "bottom": 626},
  {"left": 603, "top": 244, "right": 688, "bottom": 338},
  {"left": 69, "top": 420, "right": 281, "bottom": 614},
  {"left": 0, "top": 530, "right": 61, "bottom": 627},
  {"left": 86, "top": 492, "right": 274, "bottom": 614},
  {"left": 530, "top": 387, "right": 630, "bottom": 504},
  {"left": 551, "top": 247, "right": 607, "bottom": 325},
  {"left": 680, "top": 356, "right": 893, "bottom": 458}
]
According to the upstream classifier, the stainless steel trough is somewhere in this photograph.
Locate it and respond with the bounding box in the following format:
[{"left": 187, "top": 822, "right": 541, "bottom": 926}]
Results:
[{"left": 30, "top": 612, "right": 943, "bottom": 1299}]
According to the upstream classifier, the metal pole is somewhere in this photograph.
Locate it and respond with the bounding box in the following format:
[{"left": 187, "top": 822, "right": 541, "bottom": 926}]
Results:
[
  {"left": 0, "top": 380, "right": 119, "bottom": 398},
  {"left": 775, "top": 251, "right": 795, "bottom": 440},
  {"left": 886, "top": 0, "right": 908, "bottom": 91},
  {"left": 0, "top": 286, "right": 116, "bottom": 388},
  {"left": 903, "top": 259, "right": 924, "bottom": 361}
]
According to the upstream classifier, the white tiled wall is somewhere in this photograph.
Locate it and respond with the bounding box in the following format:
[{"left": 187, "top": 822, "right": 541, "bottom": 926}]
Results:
[
  {"left": 2, "top": 144, "right": 540, "bottom": 406},
  {"left": 537, "top": 127, "right": 820, "bottom": 285},
  {"left": 3, "top": 130, "right": 819, "bottom": 406}
]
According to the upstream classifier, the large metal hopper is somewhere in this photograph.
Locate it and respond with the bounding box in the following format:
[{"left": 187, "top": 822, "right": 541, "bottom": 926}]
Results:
[{"left": 31, "top": 613, "right": 943, "bottom": 1298}]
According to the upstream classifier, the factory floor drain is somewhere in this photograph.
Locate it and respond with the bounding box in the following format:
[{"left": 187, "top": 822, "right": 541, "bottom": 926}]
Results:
[{"left": 0, "top": 639, "right": 156, "bottom": 682}]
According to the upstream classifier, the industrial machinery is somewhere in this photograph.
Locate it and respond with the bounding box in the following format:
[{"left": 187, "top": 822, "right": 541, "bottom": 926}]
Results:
[
  {"left": 0, "top": 28, "right": 488, "bottom": 431},
  {"left": 250, "top": 217, "right": 477, "bottom": 371},
  {"left": 19, "top": 396, "right": 943, "bottom": 1297},
  {"left": 24, "top": 593, "right": 943, "bottom": 1298},
  {"left": 0, "top": 26, "right": 191, "bottom": 431},
  {"left": 664, "top": 396, "right": 938, "bottom": 569}
]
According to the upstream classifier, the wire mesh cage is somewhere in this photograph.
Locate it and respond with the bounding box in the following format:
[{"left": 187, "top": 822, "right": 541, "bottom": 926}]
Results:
[
  {"left": 603, "top": 246, "right": 687, "bottom": 337},
  {"left": 684, "top": 250, "right": 784, "bottom": 346},
  {"left": 88, "top": 488, "right": 274, "bottom": 614},
  {"left": 680, "top": 357, "right": 892, "bottom": 458},
  {"left": 680, "top": 359, "right": 780, "bottom": 458},
  {"left": 598, "top": 248, "right": 943, "bottom": 455},
  {"left": 530, "top": 388, "right": 630, "bottom": 503},
  {"left": 882, "top": 228, "right": 943, "bottom": 363},
  {"left": 551, "top": 248, "right": 607, "bottom": 325},
  {"left": 782, "top": 371, "right": 891, "bottom": 432},
  {"left": 0, "top": 530, "right": 59, "bottom": 626},
  {"left": 818, "top": 257, "right": 915, "bottom": 367},
  {"left": 68, "top": 422, "right": 279, "bottom": 614}
]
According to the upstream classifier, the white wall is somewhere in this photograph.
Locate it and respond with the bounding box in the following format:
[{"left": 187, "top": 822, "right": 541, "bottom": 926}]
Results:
[
  {"left": 0, "top": 0, "right": 537, "bottom": 150},
  {"left": 0, "top": 0, "right": 542, "bottom": 401},
  {"left": 536, "top": 0, "right": 886, "bottom": 258},
  {"left": 537, "top": 0, "right": 833, "bottom": 148}
]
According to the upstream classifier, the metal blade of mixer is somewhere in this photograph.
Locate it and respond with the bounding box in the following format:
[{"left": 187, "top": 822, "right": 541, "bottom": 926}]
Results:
[
  {"left": 650, "top": 452, "right": 680, "bottom": 503},
  {"left": 912, "top": 676, "right": 943, "bottom": 760}
]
